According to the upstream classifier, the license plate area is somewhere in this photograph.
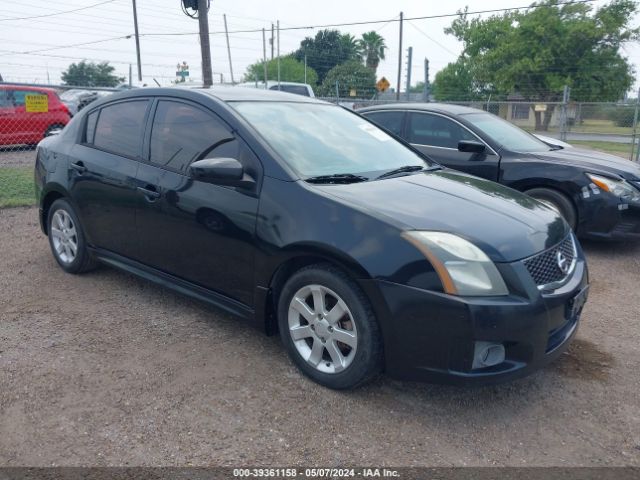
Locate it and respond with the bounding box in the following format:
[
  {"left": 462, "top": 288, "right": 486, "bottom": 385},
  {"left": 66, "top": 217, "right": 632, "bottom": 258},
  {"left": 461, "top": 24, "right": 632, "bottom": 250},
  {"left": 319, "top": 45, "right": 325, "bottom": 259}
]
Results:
[{"left": 566, "top": 285, "right": 589, "bottom": 320}]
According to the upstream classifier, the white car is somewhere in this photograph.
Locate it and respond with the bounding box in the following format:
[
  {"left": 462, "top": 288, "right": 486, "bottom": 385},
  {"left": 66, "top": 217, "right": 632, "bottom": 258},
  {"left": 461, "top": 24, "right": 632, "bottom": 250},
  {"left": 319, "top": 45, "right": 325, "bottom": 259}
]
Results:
[
  {"left": 237, "top": 81, "right": 315, "bottom": 98},
  {"left": 533, "top": 134, "right": 573, "bottom": 149}
]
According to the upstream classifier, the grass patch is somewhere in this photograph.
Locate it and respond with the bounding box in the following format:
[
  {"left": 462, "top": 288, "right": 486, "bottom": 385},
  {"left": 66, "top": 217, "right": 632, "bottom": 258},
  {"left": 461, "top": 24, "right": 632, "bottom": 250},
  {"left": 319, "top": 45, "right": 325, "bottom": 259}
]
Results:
[
  {"left": 570, "top": 119, "right": 633, "bottom": 135},
  {"left": 0, "top": 167, "right": 36, "bottom": 208},
  {"left": 571, "top": 140, "right": 634, "bottom": 159}
]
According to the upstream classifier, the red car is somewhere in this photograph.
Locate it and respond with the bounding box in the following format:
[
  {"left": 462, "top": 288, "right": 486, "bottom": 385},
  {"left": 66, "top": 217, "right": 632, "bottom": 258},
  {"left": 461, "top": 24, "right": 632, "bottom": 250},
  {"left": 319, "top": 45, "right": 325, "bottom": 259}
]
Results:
[{"left": 0, "top": 85, "right": 71, "bottom": 146}]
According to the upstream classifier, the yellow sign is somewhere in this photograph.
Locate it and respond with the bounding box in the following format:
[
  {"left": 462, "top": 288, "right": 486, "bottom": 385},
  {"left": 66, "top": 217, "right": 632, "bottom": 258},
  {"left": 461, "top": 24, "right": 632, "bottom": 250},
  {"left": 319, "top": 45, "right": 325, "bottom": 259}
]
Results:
[
  {"left": 534, "top": 104, "right": 547, "bottom": 112},
  {"left": 25, "top": 94, "right": 49, "bottom": 113},
  {"left": 376, "top": 77, "right": 390, "bottom": 92},
  {"left": 349, "top": 88, "right": 357, "bottom": 97}
]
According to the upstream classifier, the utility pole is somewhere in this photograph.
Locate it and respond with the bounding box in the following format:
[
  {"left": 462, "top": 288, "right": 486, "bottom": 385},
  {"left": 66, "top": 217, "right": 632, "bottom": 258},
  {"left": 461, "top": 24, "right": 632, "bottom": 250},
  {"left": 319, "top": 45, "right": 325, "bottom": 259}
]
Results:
[
  {"left": 277, "top": 20, "right": 281, "bottom": 90},
  {"left": 262, "top": 28, "right": 268, "bottom": 86},
  {"left": 423, "top": 58, "right": 429, "bottom": 102},
  {"left": 129, "top": 64, "right": 132, "bottom": 87},
  {"left": 405, "top": 46, "right": 413, "bottom": 101},
  {"left": 223, "top": 14, "right": 234, "bottom": 84},
  {"left": 560, "top": 84, "right": 570, "bottom": 142},
  {"left": 198, "top": 0, "right": 213, "bottom": 87},
  {"left": 271, "top": 23, "right": 275, "bottom": 60},
  {"left": 396, "top": 11, "right": 403, "bottom": 101},
  {"left": 131, "top": 0, "right": 142, "bottom": 82}
]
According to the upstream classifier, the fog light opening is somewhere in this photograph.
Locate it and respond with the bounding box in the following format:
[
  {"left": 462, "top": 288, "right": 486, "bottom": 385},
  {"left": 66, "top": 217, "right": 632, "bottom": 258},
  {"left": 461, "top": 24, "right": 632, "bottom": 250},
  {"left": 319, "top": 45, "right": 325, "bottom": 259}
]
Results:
[{"left": 472, "top": 341, "right": 506, "bottom": 370}]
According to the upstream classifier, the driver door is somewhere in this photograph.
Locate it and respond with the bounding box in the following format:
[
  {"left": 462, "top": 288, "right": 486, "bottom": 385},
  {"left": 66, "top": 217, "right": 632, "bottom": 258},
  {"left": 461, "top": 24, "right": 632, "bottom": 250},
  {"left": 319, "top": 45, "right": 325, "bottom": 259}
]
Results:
[
  {"left": 406, "top": 112, "right": 500, "bottom": 181},
  {"left": 134, "top": 99, "right": 261, "bottom": 307}
]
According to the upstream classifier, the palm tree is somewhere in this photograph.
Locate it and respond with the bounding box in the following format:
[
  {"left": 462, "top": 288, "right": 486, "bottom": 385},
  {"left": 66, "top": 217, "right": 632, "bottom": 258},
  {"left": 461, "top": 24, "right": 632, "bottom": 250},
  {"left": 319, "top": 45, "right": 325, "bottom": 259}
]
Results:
[
  {"left": 358, "top": 31, "right": 387, "bottom": 73},
  {"left": 340, "top": 34, "right": 361, "bottom": 62}
]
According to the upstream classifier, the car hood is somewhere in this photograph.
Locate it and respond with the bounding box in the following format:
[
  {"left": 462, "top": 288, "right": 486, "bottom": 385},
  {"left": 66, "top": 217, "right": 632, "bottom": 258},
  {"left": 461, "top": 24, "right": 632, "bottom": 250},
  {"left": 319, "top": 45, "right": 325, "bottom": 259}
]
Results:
[
  {"left": 316, "top": 169, "right": 568, "bottom": 263},
  {"left": 531, "top": 148, "right": 640, "bottom": 181}
]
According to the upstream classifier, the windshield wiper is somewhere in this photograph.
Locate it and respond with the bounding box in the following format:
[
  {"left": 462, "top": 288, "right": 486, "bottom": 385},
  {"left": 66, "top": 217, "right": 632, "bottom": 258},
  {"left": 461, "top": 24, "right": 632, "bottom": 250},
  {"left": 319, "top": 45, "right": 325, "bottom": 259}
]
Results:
[
  {"left": 305, "top": 173, "right": 369, "bottom": 184},
  {"left": 375, "top": 165, "right": 428, "bottom": 180}
]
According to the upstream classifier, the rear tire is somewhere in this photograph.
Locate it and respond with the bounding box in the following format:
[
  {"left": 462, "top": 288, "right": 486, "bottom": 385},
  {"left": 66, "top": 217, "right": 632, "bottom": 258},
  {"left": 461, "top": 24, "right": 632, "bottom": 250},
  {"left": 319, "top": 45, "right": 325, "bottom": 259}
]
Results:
[
  {"left": 277, "top": 263, "right": 382, "bottom": 390},
  {"left": 525, "top": 187, "right": 577, "bottom": 230},
  {"left": 47, "top": 198, "right": 98, "bottom": 274}
]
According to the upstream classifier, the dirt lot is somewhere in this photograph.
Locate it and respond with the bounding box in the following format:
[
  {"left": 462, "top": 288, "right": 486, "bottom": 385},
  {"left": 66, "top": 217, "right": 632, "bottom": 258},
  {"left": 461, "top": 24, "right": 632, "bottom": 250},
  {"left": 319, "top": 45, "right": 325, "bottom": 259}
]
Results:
[{"left": 0, "top": 206, "right": 639, "bottom": 467}]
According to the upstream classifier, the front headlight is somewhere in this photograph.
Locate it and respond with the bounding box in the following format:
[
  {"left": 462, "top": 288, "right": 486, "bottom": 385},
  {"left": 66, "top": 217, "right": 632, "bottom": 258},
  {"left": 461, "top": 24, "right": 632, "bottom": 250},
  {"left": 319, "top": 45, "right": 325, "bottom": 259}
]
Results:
[
  {"left": 401, "top": 231, "right": 508, "bottom": 296},
  {"left": 586, "top": 173, "right": 640, "bottom": 204}
]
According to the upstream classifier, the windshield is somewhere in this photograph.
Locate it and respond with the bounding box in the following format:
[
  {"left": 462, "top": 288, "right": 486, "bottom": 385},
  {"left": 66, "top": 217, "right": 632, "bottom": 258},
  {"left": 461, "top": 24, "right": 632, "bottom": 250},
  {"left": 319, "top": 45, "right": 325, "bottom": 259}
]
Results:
[
  {"left": 231, "top": 102, "right": 431, "bottom": 178},
  {"left": 463, "top": 112, "right": 552, "bottom": 153}
]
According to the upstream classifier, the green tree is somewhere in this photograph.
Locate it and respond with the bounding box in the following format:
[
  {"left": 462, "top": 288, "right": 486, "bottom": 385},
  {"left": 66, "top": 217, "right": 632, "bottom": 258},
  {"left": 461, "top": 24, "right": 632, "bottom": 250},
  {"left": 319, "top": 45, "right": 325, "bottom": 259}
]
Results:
[
  {"left": 61, "top": 60, "right": 124, "bottom": 87},
  {"left": 294, "top": 29, "right": 352, "bottom": 83},
  {"left": 244, "top": 55, "right": 318, "bottom": 85},
  {"left": 444, "top": 0, "right": 638, "bottom": 130},
  {"left": 318, "top": 61, "right": 376, "bottom": 98},
  {"left": 431, "top": 57, "right": 492, "bottom": 101},
  {"left": 358, "top": 31, "right": 387, "bottom": 74}
]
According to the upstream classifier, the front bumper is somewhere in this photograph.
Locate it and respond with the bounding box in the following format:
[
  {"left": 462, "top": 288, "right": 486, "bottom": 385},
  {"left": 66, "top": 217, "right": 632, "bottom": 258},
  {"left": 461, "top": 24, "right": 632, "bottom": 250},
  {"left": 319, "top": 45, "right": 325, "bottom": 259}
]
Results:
[
  {"left": 359, "top": 256, "right": 589, "bottom": 385},
  {"left": 578, "top": 196, "right": 640, "bottom": 241}
]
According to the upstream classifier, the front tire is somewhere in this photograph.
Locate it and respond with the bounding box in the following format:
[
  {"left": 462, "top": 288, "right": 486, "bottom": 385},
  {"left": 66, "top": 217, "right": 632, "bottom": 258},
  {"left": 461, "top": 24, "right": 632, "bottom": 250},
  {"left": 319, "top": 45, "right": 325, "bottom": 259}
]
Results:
[
  {"left": 277, "top": 264, "right": 382, "bottom": 389},
  {"left": 47, "top": 198, "right": 98, "bottom": 274},
  {"left": 525, "top": 187, "right": 577, "bottom": 230}
]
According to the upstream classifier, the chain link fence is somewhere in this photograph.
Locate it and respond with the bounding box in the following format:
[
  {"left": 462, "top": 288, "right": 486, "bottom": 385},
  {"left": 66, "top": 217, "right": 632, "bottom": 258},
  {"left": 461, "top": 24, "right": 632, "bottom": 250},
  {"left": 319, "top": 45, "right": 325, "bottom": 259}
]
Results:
[
  {"left": 2, "top": 81, "right": 640, "bottom": 166},
  {"left": 0, "top": 82, "right": 118, "bottom": 167}
]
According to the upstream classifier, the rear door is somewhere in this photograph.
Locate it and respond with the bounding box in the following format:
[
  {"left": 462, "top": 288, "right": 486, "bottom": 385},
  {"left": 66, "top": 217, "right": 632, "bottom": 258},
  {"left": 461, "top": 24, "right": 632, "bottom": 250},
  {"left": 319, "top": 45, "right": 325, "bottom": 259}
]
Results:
[
  {"left": 134, "top": 99, "right": 261, "bottom": 306},
  {"left": 68, "top": 99, "right": 151, "bottom": 258},
  {"left": 406, "top": 112, "right": 500, "bottom": 181}
]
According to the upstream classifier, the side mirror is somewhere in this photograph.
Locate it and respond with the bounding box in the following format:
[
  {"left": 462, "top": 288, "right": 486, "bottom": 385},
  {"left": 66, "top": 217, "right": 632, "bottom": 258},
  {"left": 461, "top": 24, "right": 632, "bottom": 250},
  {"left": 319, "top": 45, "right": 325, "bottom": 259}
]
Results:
[
  {"left": 458, "top": 140, "right": 486, "bottom": 154},
  {"left": 190, "top": 157, "right": 255, "bottom": 188}
]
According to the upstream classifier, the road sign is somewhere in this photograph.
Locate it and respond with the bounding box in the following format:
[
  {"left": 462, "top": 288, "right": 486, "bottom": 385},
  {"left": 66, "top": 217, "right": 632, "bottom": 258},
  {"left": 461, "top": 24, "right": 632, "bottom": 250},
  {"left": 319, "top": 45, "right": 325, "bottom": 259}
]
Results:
[
  {"left": 25, "top": 94, "right": 48, "bottom": 113},
  {"left": 376, "top": 77, "right": 390, "bottom": 92}
]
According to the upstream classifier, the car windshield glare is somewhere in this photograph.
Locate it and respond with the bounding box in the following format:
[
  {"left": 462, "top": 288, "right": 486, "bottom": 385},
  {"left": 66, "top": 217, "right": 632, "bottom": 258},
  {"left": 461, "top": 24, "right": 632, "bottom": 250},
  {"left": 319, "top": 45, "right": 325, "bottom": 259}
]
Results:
[
  {"left": 463, "top": 112, "right": 551, "bottom": 153},
  {"left": 231, "top": 102, "right": 430, "bottom": 178}
]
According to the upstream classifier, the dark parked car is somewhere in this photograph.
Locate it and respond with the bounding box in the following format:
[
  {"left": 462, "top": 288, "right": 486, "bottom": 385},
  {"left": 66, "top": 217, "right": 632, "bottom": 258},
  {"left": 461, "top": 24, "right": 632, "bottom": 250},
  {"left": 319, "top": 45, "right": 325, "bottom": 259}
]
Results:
[
  {"left": 35, "top": 88, "right": 588, "bottom": 389},
  {"left": 359, "top": 103, "right": 640, "bottom": 241}
]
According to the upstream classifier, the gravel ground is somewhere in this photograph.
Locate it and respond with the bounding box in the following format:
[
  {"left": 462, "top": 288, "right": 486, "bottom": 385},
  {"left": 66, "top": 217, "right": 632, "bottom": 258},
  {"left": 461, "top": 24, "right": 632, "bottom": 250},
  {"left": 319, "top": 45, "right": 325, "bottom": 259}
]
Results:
[
  {"left": 0, "top": 149, "right": 35, "bottom": 168},
  {"left": 1, "top": 206, "right": 639, "bottom": 467}
]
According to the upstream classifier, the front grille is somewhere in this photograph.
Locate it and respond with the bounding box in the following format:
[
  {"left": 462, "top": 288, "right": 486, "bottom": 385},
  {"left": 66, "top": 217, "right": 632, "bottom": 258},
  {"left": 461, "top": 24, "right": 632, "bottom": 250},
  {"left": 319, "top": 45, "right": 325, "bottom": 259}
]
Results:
[{"left": 523, "top": 235, "right": 576, "bottom": 289}]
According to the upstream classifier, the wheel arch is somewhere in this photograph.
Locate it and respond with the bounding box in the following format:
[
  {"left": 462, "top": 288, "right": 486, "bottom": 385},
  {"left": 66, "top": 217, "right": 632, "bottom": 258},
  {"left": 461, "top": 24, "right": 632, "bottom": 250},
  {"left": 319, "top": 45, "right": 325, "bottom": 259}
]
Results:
[
  {"left": 510, "top": 178, "right": 580, "bottom": 223},
  {"left": 40, "top": 184, "right": 71, "bottom": 235},
  {"left": 260, "top": 245, "right": 373, "bottom": 336}
]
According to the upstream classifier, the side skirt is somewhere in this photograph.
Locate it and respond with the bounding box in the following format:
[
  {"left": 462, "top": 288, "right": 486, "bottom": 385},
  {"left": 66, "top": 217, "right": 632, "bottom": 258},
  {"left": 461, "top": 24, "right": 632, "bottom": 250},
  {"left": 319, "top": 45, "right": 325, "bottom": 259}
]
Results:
[{"left": 89, "top": 247, "right": 255, "bottom": 321}]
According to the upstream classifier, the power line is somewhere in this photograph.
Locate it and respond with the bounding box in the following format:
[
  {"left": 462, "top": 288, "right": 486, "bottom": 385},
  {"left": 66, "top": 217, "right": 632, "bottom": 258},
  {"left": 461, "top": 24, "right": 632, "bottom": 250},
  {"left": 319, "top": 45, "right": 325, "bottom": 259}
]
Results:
[
  {"left": 0, "top": 0, "right": 119, "bottom": 22},
  {"left": 138, "top": 0, "right": 598, "bottom": 37}
]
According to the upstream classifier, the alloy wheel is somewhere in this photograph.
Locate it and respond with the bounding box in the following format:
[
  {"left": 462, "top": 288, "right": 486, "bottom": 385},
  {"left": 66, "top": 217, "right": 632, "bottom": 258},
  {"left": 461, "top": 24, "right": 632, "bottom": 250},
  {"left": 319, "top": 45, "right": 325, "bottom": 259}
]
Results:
[
  {"left": 287, "top": 284, "right": 358, "bottom": 374},
  {"left": 50, "top": 209, "right": 78, "bottom": 264}
]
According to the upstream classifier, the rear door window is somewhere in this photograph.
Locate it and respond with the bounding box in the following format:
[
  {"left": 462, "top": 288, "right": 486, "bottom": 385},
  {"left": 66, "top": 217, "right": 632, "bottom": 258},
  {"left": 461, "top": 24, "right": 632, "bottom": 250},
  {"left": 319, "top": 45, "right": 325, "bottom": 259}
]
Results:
[
  {"left": 92, "top": 100, "right": 149, "bottom": 158},
  {"left": 364, "top": 111, "right": 405, "bottom": 136},
  {"left": 149, "top": 100, "right": 234, "bottom": 173}
]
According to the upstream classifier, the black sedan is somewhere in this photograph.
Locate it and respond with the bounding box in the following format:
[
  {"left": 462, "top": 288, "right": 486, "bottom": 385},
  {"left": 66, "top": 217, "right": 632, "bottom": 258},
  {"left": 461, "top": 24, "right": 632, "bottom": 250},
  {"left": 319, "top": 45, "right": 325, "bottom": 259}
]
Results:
[
  {"left": 359, "top": 103, "right": 640, "bottom": 241},
  {"left": 35, "top": 87, "right": 588, "bottom": 389}
]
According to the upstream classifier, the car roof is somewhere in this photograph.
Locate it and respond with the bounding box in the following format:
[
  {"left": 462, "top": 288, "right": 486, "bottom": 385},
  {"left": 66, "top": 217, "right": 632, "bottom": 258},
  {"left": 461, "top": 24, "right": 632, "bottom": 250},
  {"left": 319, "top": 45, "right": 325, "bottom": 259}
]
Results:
[
  {"left": 167, "top": 85, "right": 323, "bottom": 103},
  {"left": 0, "top": 84, "right": 58, "bottom": 94},
  {"left": 359, "top": 102, "right": 483, "bottom": 116}
]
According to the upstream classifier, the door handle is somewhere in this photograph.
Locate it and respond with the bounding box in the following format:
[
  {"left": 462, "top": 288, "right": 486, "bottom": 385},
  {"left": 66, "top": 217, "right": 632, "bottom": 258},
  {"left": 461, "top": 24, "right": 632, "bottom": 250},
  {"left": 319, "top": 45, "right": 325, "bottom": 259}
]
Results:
[
  {"left": 137, "top": 186, "right": 161, "bottom": 199},
  {"left": 70, "top": 161, "right": 86, "bottom": 173}
]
